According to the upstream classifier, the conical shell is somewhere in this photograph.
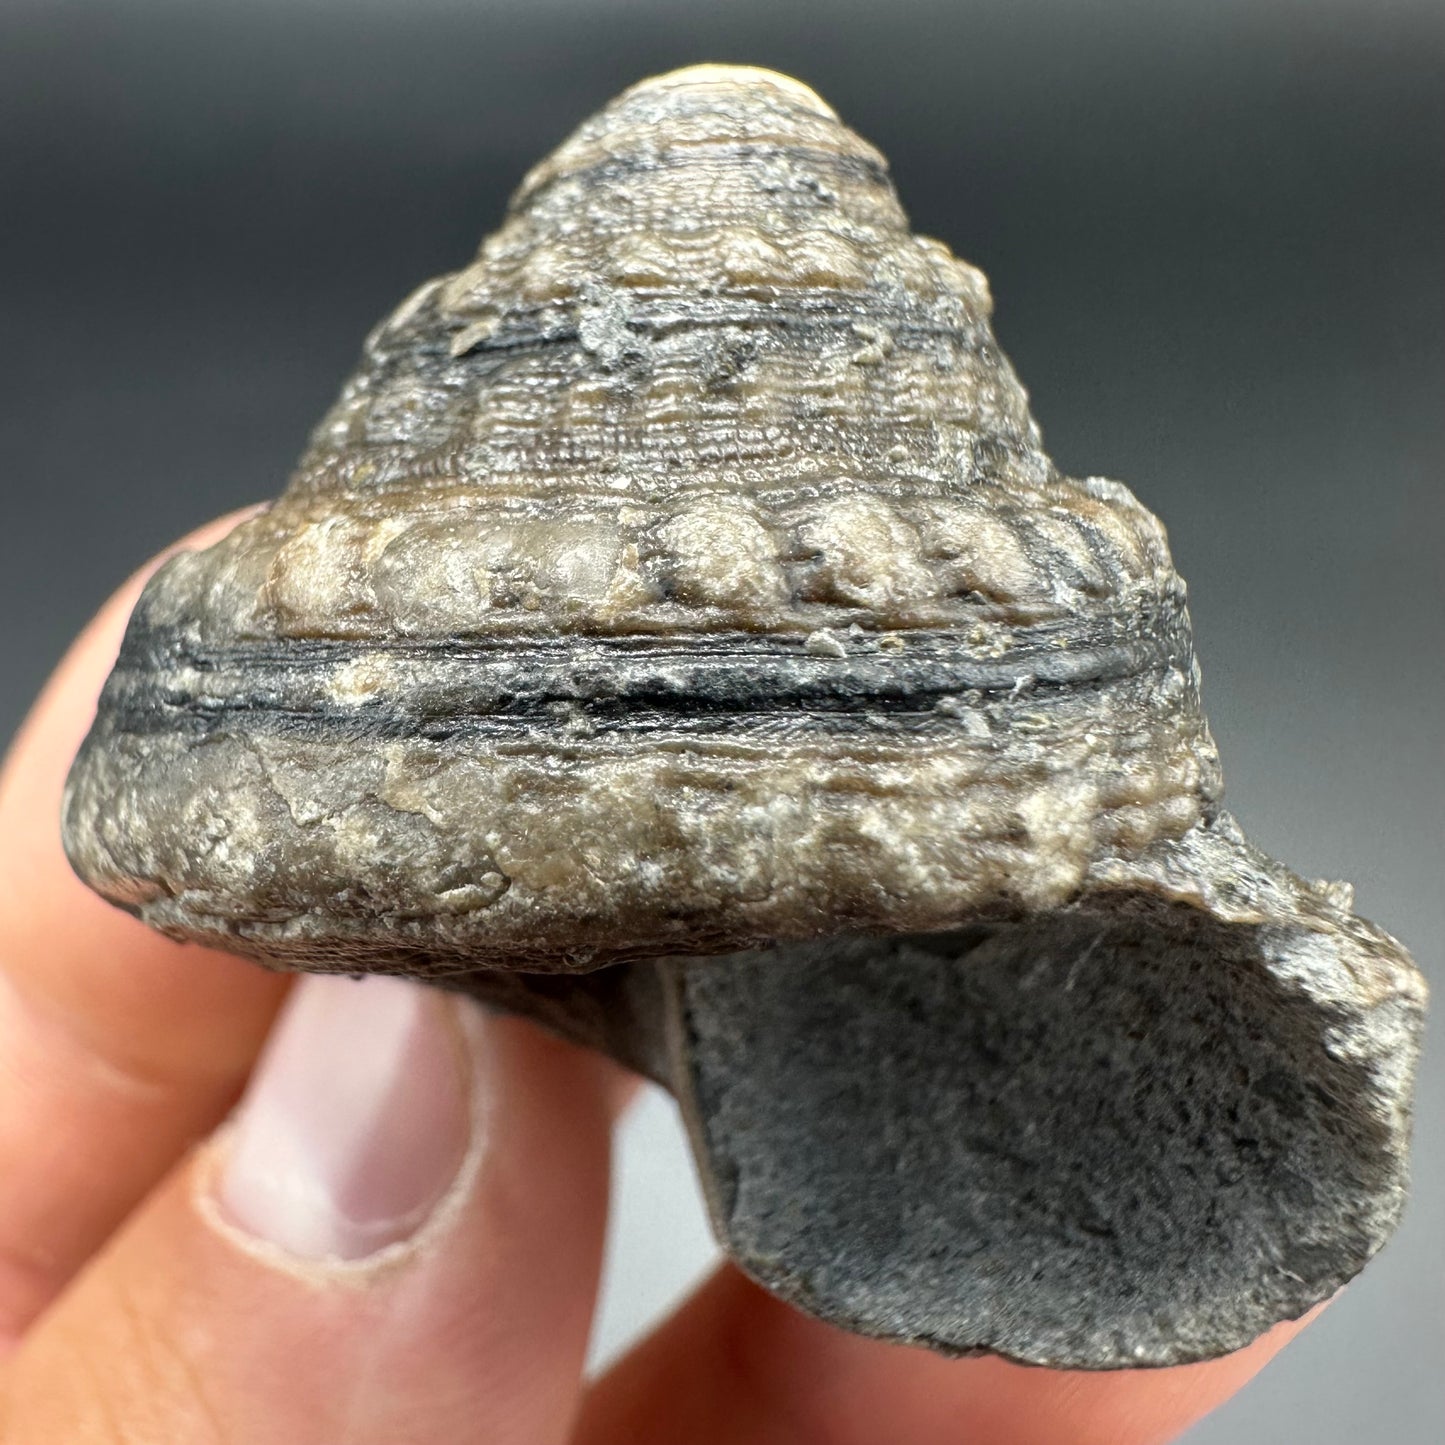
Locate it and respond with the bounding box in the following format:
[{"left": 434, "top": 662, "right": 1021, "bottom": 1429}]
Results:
[{"left": 64, "top": 65, "right": 1211, "bottom": 971}]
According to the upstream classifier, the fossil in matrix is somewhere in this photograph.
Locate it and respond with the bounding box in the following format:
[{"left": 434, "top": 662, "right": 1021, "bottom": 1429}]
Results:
[{"left": 64, "top": 65, "right": 1425, "bottom": 1368}]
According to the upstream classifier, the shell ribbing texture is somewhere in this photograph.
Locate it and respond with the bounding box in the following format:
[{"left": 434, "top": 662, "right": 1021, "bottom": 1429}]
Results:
[{"left": 156, "top": 67, "right": 1170, "bottom": 646}]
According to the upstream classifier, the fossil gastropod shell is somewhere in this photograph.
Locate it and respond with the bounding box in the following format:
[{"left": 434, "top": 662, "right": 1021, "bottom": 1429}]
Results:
[{"left": 63, "top": 65, "right": 1425, "bottom": 1369}]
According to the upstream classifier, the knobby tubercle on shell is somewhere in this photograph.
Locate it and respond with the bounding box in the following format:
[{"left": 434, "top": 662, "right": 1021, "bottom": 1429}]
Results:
[{"left": 62, "top": 65, "right": 1424, "bottom": 1370}]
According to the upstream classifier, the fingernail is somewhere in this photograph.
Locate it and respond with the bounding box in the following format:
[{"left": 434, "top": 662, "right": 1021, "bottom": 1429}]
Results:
[{"left": 216, "top": 974, "right": 472, "bottom": 1262}]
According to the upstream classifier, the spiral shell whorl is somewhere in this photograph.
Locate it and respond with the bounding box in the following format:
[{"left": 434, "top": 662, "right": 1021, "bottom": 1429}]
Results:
[
  {"left": 175, "top": 67, "right": 1167, "bottom": 646},
  {"left": 68, "top": 65, "right": 1209, "bottom": 965}
]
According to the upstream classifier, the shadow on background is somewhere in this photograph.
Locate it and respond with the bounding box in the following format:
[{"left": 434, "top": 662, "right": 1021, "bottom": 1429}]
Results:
[{"left": 1, "top": 2, "right": 1440, "bottom": 1439}]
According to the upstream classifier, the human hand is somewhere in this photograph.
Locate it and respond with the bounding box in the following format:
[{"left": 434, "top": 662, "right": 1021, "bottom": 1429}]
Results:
[{"left": 0, "top": 515, "right": 1320, "bottom": 1443}]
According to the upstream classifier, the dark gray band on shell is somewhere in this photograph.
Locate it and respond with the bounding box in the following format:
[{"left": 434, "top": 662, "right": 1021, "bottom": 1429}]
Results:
[
  {"left": 98, "top": 606, "right": 1186, "bottom": 741},
  {"left": 510, "top": 139, "right": 893, "bottom": 216}
]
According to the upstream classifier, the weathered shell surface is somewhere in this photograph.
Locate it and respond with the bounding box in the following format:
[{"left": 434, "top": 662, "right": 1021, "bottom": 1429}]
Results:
[
  {"left": 67, "top": 65, "right": 1206, "bottom": 971},
  {"left": 63, "top": 66, "right": 1425, "bottom": 1370}
]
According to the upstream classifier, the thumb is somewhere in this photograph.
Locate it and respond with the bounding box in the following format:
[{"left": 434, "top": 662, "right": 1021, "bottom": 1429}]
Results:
[{"left": 0, "top": 974, "right": 617, "bottom": 1445}]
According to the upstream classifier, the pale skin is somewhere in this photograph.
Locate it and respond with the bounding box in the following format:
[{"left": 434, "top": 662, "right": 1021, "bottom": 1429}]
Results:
[{"left": 0, "top": 513, "right": 1322, "bottom": 1443}]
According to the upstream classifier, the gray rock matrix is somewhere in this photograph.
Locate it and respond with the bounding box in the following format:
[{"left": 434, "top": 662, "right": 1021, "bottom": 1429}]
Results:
[{"left": 63, "top": 66, "right": 1425, "bottom": 1368}]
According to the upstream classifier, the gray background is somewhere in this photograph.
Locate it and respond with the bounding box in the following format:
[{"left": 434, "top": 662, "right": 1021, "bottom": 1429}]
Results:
[{"left": 1, "top": 1, "right": 1440, "bottom": 1439}]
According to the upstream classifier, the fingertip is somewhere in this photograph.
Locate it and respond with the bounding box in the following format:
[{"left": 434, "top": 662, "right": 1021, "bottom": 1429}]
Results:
[
  {"left": 0, "top": 505, "right": 287, "bottom": 1340},
  {"left": 212, "top": 974, "right": 475, "bottom": 1266}
]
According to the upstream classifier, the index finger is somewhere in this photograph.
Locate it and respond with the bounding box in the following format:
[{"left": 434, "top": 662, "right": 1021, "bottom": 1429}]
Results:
[{"left": 0, "top": 510, "right": 289, "bottom": 1346}]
